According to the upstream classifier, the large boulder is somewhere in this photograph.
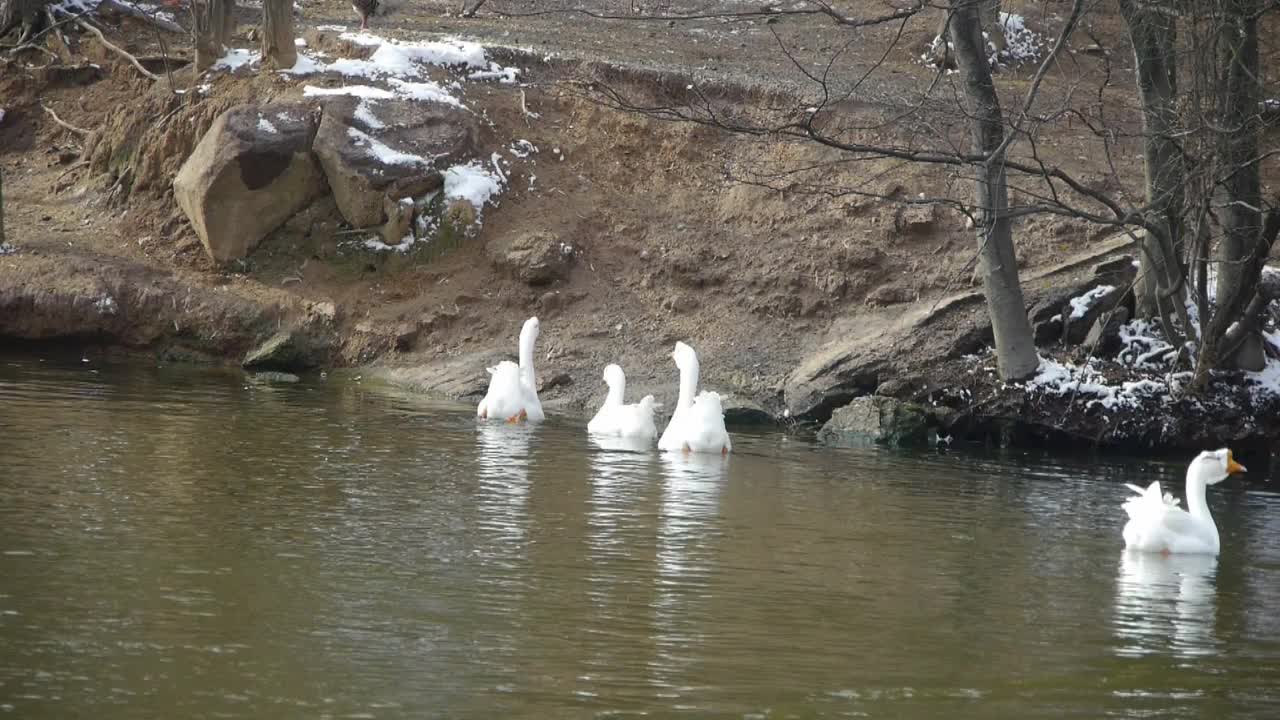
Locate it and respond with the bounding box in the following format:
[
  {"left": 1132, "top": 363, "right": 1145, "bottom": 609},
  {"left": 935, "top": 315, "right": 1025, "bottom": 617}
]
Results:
[
  {"left": 312, "top": 97, "right": 477, "bottom": 228},
  {"left": 487, "top": 229, "right": 576, "bottom": 285},
  {"left": 173, "top": 102, "right": 326, "bottom": 262},
  {"left": 818, "top": 396, "right": 933, "bottom": 447}
]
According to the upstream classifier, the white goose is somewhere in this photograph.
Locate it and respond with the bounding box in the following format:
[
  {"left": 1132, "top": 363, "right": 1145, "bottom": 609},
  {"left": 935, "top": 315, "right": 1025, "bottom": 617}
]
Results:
[
  {"left": 587, "top": 364, "right": 660, "bottom": 441},
  {"left": 476, "top": 317, "right": 545, "bottom": 423},
  {"left": 1121, "top": 448, "right": 1246, "bottom": 555},
  {"left": 657, "top": 341, "right": 732, "bottom": 455}
]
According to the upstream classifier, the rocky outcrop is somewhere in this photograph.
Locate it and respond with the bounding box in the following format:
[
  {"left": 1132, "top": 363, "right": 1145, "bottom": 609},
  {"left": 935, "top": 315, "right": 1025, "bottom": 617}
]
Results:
[
  {"left": 487, "top": 229, "right": 576, "bottom": 285},
  {"left": 312, "top": 97, "right": 476, "bottom": 229},
  {"left": 173, "top": 102, "right": 326, "bottom": 262},
  {"left": 0, "top": 252, "right": 338, "bottom": 367},
  {"left": 818, "top": 396, "right": 933, "bottom": 447},
  {"left": 786, "top": 237, "right": 1134, "bottom": 420}
]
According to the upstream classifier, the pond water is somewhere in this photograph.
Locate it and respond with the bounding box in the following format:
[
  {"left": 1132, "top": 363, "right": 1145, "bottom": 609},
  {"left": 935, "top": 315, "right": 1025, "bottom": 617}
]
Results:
[{"left": 2, "top": 355, "right": 1279, "bottom": 719}]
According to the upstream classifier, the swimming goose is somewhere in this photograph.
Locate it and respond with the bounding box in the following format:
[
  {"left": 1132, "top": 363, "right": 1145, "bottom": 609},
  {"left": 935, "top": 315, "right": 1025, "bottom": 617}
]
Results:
[{"left": 1121, "top": 448, "right": 1245, "bottom": 555}]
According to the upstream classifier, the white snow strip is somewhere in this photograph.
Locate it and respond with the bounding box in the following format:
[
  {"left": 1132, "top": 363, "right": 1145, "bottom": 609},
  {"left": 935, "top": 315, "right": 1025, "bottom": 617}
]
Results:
[
  {"left": 353, "top": 100, "right": 385, "bottom": 129},
  {"left": 1068, "top": 285, "right": 1115, "bottom": 320},
  {"left": 347, "top": 126, "right": 427, "bottom": 166},
  {"left": 385, "top": 78, "right": 463, "bottom": 107},
  {"left": 303, "top": 84, "right": 397, "bottom": 100}
]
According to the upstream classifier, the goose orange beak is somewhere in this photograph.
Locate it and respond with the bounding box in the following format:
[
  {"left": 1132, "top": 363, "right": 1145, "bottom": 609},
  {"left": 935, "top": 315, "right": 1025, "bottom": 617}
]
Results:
[{"left": 1227, "top": 451, "right": 1247, "bottom": 475}]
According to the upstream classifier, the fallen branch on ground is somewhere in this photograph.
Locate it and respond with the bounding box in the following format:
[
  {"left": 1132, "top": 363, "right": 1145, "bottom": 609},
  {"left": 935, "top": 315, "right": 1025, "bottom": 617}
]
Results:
[
  {"left": 75, "top": 16, "right": 160, "bottom": 81},
  {"left": 41, "top": 102, "right": 90, "bottom": 136}
]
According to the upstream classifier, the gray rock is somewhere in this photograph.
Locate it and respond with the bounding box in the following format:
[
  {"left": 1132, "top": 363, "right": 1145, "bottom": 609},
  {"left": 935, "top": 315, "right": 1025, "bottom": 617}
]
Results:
[
  {"left": 1082, "top": 305, "right": 1130, "bottom": 358},
  {"left": 488, "top": 230, "right": 575, "bottom": 285},
  {"left": 1062, "top": 285, "right": 1121, "bottom": 345},
  {"left": 1231, "top": 332, "right": 1267, "bottom": 372},
  {"left": 895, "top": 204, "right": 935, "bottom": 234},
  {"left": 718, "top": 392, "right": 776, "bottom": 425},
  {"left": 248, "top": 371, "right": 301, "bottom": 384},
  {"left": 173, "top": 102, "right": 326, "bottom": 262},
  {"left": 312, "top": 97, "right": 476, "bottom": 228},
  {"left": 242, "top": 312, "right": 335, "bottom": 370},
  {"left": 818, "top": 396, "right": 933, "bottom": 447}
]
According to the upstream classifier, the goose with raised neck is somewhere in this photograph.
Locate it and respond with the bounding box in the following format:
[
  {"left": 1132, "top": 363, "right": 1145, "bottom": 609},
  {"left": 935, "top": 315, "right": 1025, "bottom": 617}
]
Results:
[
  {"left": 657, "top": 341, "right": 731, "bottom": 454},
  {"left": 1121, "top": 448, "right": 1245, "bottom": 555},
  {"left": 476, "top": 316, "right": 545, "bottom": 423}
]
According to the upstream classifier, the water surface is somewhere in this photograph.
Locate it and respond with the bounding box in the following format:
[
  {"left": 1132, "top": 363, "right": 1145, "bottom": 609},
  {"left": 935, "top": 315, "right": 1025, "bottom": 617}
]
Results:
[{"left": 2, "top": 356, "right": 1279, "bottom": 718}]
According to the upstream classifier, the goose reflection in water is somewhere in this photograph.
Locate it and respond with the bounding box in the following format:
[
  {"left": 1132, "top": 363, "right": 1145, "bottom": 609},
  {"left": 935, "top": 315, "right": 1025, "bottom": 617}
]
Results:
[
  {"left": 649, "top": 452, "right": 729, "bottom": 696},
  {"left": 474, "top": 422, "right": 536, "bottom": 546},
  {"left": 1113, "top": 550, "right": 1219, "bottom": 659}
]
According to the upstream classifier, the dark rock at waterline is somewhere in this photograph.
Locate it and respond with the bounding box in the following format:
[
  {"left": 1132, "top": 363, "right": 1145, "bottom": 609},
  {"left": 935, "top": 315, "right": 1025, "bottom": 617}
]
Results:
[
  {"left": 242, "top": 302, "right": 338, "bottom": 371},
  {"left": 818, "top": 396, "right": 933, "bottom": 447},
  {"left": 718, "top": 392, "right": 776, "bottom": 425}
]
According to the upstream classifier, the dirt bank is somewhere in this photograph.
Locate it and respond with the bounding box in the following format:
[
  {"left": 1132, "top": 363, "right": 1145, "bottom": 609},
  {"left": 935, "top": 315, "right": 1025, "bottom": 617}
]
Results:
[{"left": 2, "top": 1, "right": 1279, "bottom": 465}]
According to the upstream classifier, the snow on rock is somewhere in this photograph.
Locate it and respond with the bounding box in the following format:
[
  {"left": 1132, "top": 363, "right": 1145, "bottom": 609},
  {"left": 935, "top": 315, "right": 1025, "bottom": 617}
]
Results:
[
  {"left": 1068, "top": 285, "right": 1115, "bottom": 320},
  {"left": 303, "top": 84, "right": 397, "bottom": 100},
  {"left": 353, "top": 100, "right": 385, "bottom": 129},
  {"left": 257, "top": 117, "right": 279, "bottom": 134},
  {"left": 346, "top": 126, "right": 428, "bottom": 167},
  {"left": 444, "top": 161, "right": 505, "bottom": 213},
  {"left": 385, "top": 78, "right": 463, "bottom": 107}
]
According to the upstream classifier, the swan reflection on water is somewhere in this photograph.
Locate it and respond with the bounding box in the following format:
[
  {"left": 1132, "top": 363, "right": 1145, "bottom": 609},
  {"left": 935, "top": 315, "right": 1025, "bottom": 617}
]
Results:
[
  {"left": 474, "top": 421, "right": 536, "bottom": 545},
  {"left": 1113, "top": 550, "right": 1219, "bottom": 659}
]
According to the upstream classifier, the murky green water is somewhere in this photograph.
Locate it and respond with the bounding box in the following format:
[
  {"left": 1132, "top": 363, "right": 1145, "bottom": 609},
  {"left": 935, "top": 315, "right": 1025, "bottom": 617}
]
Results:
[{"left": 2, "top": 355, "right": 1279, "bottom": 719}]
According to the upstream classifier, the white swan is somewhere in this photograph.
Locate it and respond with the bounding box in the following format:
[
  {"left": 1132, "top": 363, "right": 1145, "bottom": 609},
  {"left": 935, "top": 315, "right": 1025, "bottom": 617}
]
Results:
[
  {"left": 476, "top": 316, "right": 545, "bottom": 423},
  {"left": 587, "top": 364, "right": 660, "bottom": 441},
  {"left": 1121, "top": 448, "right": 1246, "bottom": 555},
  {"left": 656, "top": 341, "right": 732, "bottom": 455}
]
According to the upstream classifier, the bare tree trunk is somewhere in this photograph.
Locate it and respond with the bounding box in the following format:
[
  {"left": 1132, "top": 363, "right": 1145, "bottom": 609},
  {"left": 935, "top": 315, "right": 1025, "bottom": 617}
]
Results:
[
  {"left": 1197, "top": 0, "right": 1263, "bottom": 386},
  {"left": 950, "top": 0, "right": 1037, "bottom": 381},
  {"left": 0, "top": 0, "right": 49, "bottom": 43},
  {"left": 1118, "top": 0, "right": 1188, "bottom": 343},
  {"left": 193, "top": 0, "right": 234, "bottom": 74},
  {"left": 0, "top": 168, "right": 6, "bottom": 248},
  {"left": 261, "top": 0, "right": 295, "bottom": 69},
  {"left": 932, "top": 0, "right": 1001, "bottom": 68}
]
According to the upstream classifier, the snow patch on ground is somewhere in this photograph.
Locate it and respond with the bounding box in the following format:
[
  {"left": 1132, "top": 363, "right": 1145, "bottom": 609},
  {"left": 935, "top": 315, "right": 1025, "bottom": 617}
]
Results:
[
  {"left": 1024, "top": 356, "right": 1165, "bottom": 411},
  {"left": 213, "top": 48, "right": 260, "bottom": 72},
  {"left": 994, "top": 12, "right": 1043, "bottom": 65},
  {"left": 444, "top": 162, "right": 505, "bottom": 213}
]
